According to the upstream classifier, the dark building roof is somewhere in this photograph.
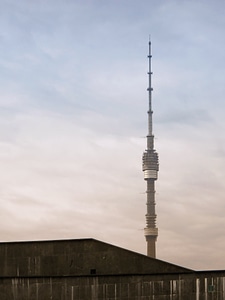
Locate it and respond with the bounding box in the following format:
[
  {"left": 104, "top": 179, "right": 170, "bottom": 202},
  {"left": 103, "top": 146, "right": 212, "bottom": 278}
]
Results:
[{"left": 0, "top": 238, "right": 192, "bottom": 277}]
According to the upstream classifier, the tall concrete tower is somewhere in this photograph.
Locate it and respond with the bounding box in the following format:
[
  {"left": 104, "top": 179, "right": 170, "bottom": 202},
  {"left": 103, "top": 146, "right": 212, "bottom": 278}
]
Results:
[{"left": 142, "top": 41, "right": 159, "bottom": 258}]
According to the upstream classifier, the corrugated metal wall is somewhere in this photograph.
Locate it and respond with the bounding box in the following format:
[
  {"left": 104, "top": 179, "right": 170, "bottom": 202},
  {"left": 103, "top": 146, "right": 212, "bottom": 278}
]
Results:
[{"left": 0, "top": 274, "right": 225, "bottom": 300}]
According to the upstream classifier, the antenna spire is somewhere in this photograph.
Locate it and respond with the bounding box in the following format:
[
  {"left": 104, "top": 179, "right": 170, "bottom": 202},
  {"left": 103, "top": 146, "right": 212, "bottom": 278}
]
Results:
[{"left": 142, "top": 40, "right": 159, "bottom": 258}]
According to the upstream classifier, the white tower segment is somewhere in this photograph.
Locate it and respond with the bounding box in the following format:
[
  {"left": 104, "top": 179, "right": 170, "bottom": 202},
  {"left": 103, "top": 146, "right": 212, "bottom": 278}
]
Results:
[{"left": 142, "top": 41, "right": 159, "bottom": 258}]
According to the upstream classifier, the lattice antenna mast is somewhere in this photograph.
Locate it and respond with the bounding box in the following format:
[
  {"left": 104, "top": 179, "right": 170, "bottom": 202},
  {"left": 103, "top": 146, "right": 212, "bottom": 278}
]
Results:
[{"left": 142, "top": 40, "right": 159, "bottom": 258}]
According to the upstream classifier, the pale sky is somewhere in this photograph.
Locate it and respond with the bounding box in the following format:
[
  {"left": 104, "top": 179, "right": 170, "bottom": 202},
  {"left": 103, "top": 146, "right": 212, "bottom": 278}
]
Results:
[{"left": 1, "top": 0, "right": 225, "bottom": 271}]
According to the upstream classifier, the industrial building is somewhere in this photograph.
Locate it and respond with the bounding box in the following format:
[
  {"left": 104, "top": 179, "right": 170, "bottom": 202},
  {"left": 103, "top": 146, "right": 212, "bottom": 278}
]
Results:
[{"left": 0, "top": 238, "right": 225, "bottom": 299}]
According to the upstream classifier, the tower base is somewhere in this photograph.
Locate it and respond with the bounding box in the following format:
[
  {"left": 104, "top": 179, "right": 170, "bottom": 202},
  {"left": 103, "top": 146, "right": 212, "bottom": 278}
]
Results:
[{"left": 146, "top": 236, "right": 157, "bottom": 258}]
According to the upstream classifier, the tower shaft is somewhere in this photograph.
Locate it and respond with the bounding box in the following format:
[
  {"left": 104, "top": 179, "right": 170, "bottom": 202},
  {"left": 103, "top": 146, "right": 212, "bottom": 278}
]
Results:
[{"left": 142, "top": 41, "right": 159, "bottom": 258}]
